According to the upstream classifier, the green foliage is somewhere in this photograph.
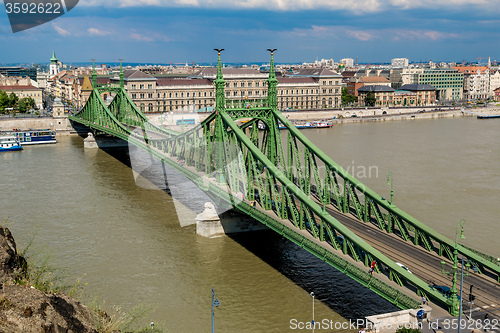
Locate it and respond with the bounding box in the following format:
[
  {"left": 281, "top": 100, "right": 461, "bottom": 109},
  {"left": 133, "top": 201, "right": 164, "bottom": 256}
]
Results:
[
  {"left": 341, "top": 87, "right": 357, "bottom": 106},
  {"left": 17, "top": 97, "right": 36, "bottom": 113},
  {"left": 365, "top": 91, "right": 376, "bottom": 106},
  {"left": 0, "top": 91, "right": 9, "bottom": 113},
  {"left": 396, "top": 327, "right": 421, "bottom": 333},
  {"left": 89, "top": 299, "right": 166, "bottom": 333},
  {"left": 8, "top": 92, "right": 18, "bottom": 107}
]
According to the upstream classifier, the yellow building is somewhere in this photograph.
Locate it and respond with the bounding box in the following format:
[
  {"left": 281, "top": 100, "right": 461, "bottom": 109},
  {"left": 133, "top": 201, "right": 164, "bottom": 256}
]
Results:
[{"left": 0, "top": 84, "right": 43, "bottom": 110}]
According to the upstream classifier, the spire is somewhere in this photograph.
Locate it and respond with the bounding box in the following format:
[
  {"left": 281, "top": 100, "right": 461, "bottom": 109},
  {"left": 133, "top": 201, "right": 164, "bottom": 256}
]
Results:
[
  {"left": 266, "top": 48, "right": 278, "bottom": 109},
  {"left": 91, "top": 59, "right": 97, "bottom": 88},
  {"left": 119, "top": 59, "right": 124, "bottom": 88},
  {"left": 214, "top": 49, "right": 226, "bottom": 111},
  {"left": 50, "top": 51, "right": 58, "bottom": 64}
]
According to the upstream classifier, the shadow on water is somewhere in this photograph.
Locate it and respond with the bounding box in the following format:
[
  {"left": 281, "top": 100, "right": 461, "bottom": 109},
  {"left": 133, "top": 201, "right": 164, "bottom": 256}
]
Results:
[{"left": 95, "top": 143, "right": 399, "bottom": 320}]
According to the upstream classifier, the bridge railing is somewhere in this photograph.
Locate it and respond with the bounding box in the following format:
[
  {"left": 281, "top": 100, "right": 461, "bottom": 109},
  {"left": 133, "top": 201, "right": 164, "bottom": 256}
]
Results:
[{"left": 272, "top": 110, "right": 500, "bottom": 282}]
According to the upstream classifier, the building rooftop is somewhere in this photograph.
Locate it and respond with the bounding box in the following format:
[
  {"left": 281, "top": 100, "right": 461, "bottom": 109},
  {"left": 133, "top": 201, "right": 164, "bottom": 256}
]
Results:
[
  {"left": 198, "top": 68, "right": 263, "bottom": 78},
  {"left": 289, "top": 68, "right": 341, "bottom": 77},
  {"left": 400, "top": 84, "right": 436, "bottom": 91},
  {"left": 452, "top": 66, "right": 490, "bottom": 74},
  {"left": 360, "top": 76, "right": 390, "bottom": 83},
  {"left": 123, "top": 70, "right": 156, "bottom": 80},
  {"left": 358, "top": 85, "right": 395, "bottom": 92},
  {"left": 0, "top": 84, "right": 40, "bottom": 91}
]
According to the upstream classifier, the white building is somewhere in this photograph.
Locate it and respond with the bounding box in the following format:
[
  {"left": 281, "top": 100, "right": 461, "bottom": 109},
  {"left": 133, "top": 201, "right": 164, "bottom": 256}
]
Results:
[
  {"left": 49, "top": 51, "right": 60, "bottom": 76},
  {"left": 391, "top": 58, "right": 409, "bottom": 67},
  {"left": 341, "top": 58, "right": 354, "bottom": 68},
  {"left": 489, "top": 70, "right": 500, "bottom": 97}
]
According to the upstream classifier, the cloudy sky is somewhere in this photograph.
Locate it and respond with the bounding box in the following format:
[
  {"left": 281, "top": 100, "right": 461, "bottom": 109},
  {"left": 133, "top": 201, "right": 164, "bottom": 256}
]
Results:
[{"left": 1, "top": 0, "right": 499, "bottom": 65}]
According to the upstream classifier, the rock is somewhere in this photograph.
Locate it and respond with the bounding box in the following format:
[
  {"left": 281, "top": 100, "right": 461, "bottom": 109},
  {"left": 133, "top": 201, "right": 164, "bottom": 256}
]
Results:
[
  {"left": 0, "top": 227, "right": 26, "bottom": 285},
  {"left": 0, "top": 227, "right": 102, "bottom": 333}
]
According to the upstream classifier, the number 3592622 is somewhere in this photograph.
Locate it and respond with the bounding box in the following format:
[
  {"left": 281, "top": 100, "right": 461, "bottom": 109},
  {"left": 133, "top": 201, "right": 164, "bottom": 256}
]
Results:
[{"left": 5, "top": 2, "right": 62, "bottom": 14}]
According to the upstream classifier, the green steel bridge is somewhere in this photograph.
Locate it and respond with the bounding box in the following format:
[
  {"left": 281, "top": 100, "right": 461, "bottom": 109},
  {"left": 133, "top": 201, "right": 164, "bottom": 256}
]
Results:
[{"left": 69, "top": 51, "right": 500, "bottom": 317}]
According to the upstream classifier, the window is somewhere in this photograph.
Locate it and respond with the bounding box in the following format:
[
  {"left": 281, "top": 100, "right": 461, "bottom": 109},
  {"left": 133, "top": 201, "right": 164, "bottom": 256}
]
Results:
[
  {"left": 132, "top": 93, "right": 137, "bottom": 99},
  {"left": 140, "top": 84, "right": 144, "bottom": 89},
  {"left": 131, "top": 84, "right": 136, "bottom": 89},
  {"left": 148, "top": 93, "right": 153, "bottom": 98},
  {"left": 148, "top": 84, "right": 153, "bottom": 89},
  {"left": 140, "top": 93, "right": 145, "bottom": 98}
]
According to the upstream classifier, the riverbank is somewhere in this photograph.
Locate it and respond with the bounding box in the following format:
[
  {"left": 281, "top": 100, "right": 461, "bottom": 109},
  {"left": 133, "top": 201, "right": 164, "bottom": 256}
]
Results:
[
  {"left": 0, "top": 227, "right": 98, "bottom": 332},
  {"left": 0, "top": 117, "right": 75, "bottom": 136},
  {"left": 2, "top": 105, "right": 498, "bottom": 135}
]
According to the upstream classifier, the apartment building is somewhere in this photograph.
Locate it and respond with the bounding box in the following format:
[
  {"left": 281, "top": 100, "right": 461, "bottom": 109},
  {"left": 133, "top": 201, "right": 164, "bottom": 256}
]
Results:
[
  {"left": 402, "top": 68, "right": 463, "bottom": 101},
  {"left": 452, "top": 66, "right": 490, "bottom": 100},
  {"left": 111, "top": 67, "right": 343, "bottom": 112}
]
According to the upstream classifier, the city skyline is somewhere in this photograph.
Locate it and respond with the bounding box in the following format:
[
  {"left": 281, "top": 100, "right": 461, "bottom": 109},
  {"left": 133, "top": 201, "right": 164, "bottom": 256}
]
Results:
[{"left": 1, "top": 0, "right": 499, "bottom": 64}]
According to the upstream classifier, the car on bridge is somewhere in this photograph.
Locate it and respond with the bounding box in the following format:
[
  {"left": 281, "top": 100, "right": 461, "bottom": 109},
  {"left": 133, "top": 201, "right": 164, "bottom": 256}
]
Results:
[
  {"left": 431, "top": 284, "right": 452, "bottom": 297},
  {"left": 395, "top": 262, "right": 412, "bottom": 274}
]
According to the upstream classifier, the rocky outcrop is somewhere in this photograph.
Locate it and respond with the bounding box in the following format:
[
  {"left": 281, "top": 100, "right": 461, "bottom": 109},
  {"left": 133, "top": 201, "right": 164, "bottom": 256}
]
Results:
[{"left": 0, "top": 227, "right": 99, "bottom": 333}]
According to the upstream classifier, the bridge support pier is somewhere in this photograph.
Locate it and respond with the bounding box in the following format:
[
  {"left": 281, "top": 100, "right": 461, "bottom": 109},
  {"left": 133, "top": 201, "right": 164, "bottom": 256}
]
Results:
[
  {"left": 83, "top": 132, "right": 98, "bottom": 148},
  {"left": 83, "top": 132, "right": 128, "bottom": 148},
  {"left": 195, "top": 202, "right": 267, "bottom": 238}
]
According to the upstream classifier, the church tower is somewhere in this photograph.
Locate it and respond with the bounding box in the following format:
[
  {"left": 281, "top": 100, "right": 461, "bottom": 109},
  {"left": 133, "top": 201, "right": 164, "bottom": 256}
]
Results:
[{"left": 49, "top": 51, "right": 59, "bottom": 76}]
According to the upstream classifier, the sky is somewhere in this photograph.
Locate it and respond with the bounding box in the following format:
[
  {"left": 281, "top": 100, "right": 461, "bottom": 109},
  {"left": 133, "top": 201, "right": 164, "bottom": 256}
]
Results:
[{"left": 1, "top": 0, "right": 500, "bottom": 65}]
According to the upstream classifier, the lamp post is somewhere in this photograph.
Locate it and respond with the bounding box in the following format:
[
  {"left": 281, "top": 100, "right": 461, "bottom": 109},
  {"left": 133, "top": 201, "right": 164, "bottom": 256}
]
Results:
[
  {"left": 310, "top": 292, "right": 315, "bottom": 332},
  {"left": 211, "top": 288, "right": 220, "bottom": 333},
  {"left": 440, "top": 219, "right": 466, "bottom": 317},
  {"left": 386, "top": 171, "right": 393, "bottom": 205}
]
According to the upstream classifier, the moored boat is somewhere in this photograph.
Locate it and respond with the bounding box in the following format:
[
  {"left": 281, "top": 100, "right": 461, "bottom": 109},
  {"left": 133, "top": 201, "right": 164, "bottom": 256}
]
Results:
[
  {"left": 0, "top": 135, "right": 23, "bottom": 152},
  {"left": 9, "top": 129, "right": 56, "bottom": 145}
]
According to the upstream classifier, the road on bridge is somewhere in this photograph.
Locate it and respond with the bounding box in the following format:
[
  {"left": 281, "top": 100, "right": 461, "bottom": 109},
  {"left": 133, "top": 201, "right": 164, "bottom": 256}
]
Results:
[{"left": 319, "top": 197, "right": 500, "bottom": 322}]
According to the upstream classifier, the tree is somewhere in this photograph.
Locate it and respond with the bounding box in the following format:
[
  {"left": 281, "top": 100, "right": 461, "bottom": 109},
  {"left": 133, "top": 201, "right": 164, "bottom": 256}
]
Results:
[
  {"left": 365, "top": 91, "right": 376, "bottom": 107},
  {"left": 341, "top": 87, "right": 357, "bottom": 106},
  {"left": 8, "top": 92, "right": 18, "bottom": 108},
  {"left": 17, "top": 97, "right": 36, "bottom": 113},
  {"left": 0, "top": 91, "right": 9, "bottom": 113}
]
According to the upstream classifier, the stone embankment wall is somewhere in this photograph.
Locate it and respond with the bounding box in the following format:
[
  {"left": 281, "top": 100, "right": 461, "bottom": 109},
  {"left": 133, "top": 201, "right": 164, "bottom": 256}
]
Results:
[{"left": 0, "top": 117, "right": 74, "bottom": 135}]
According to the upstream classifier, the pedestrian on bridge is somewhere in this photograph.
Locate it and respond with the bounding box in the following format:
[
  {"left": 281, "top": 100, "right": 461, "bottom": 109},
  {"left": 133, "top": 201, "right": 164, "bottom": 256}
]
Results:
[{"left": 422, "top": 296, "right": 427, "bottom": 305}]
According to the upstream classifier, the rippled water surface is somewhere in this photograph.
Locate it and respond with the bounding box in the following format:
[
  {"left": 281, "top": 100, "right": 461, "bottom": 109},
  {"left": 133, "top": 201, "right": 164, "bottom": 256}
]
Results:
[{"left": 1, "top": 116, "right": 498, "bottom": 331}]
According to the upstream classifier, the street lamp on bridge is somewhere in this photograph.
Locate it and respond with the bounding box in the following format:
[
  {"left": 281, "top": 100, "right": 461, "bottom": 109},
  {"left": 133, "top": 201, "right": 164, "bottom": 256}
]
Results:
[
  {"left": 440, "top": 219, "right": 466, "bottom": 318},
  {"left": 386, "top": 171, "right": 394, "bottom": 205}
]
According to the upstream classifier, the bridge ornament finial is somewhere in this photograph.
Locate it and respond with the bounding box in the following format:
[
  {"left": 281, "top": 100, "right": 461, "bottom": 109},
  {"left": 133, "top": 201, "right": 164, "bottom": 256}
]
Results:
[
  {"left": 119, "top": 59, "right": 124, "bottom": 89},
  {"left": 266, "top": 49, "right": 278, "bottom": 109},
  {"left": 91, "top": 59, "right": 97, "bottom": 88},
  {"left": 214, "top": 49, "right": 226, "bottom": 112}
]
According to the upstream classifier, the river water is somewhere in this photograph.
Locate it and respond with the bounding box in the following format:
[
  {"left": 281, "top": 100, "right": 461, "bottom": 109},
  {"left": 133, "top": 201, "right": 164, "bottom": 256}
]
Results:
[{"left": 0, "top": 116, "right": 498, "bottom": 332}]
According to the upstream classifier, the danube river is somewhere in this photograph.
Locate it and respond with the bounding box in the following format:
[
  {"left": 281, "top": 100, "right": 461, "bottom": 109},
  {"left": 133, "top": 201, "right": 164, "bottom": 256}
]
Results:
[{"left": 1, "top": 116, "right": 498, "bottom": 331}]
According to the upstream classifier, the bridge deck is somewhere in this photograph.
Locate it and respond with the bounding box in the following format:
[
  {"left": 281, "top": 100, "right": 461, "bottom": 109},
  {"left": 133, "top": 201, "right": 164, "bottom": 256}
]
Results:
[{"left": 313, "top": 194, "right": 500, "bottom": 319}]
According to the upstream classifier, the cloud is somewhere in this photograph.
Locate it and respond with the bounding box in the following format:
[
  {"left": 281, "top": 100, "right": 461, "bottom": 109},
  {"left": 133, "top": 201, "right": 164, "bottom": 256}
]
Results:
[
  {"left": 77, "top": 0, "right": 495, "bottom": 13},
  {"left": 130, "top": 32, "right": 154, "bottom": 42},
  {"left": 53, "top": 23, "right": 71, "bottom": 36},
  {"left": 346, "top": 30, "right": 377, "bottom": 41},
  {"left": 393, "top": 29, "right": 459, "bottom": 41},
  {"left": 129, "top": 31, "right": 171, "bottom": 42},
  {"left": 87, "top": 27, "right": 112, "bottom": 36}
]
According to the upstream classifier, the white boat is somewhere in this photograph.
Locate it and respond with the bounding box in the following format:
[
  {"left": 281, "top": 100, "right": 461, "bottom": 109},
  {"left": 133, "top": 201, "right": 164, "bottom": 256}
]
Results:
[{"left": 0, "top": 135, "right": 23, "bottom": 152}]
